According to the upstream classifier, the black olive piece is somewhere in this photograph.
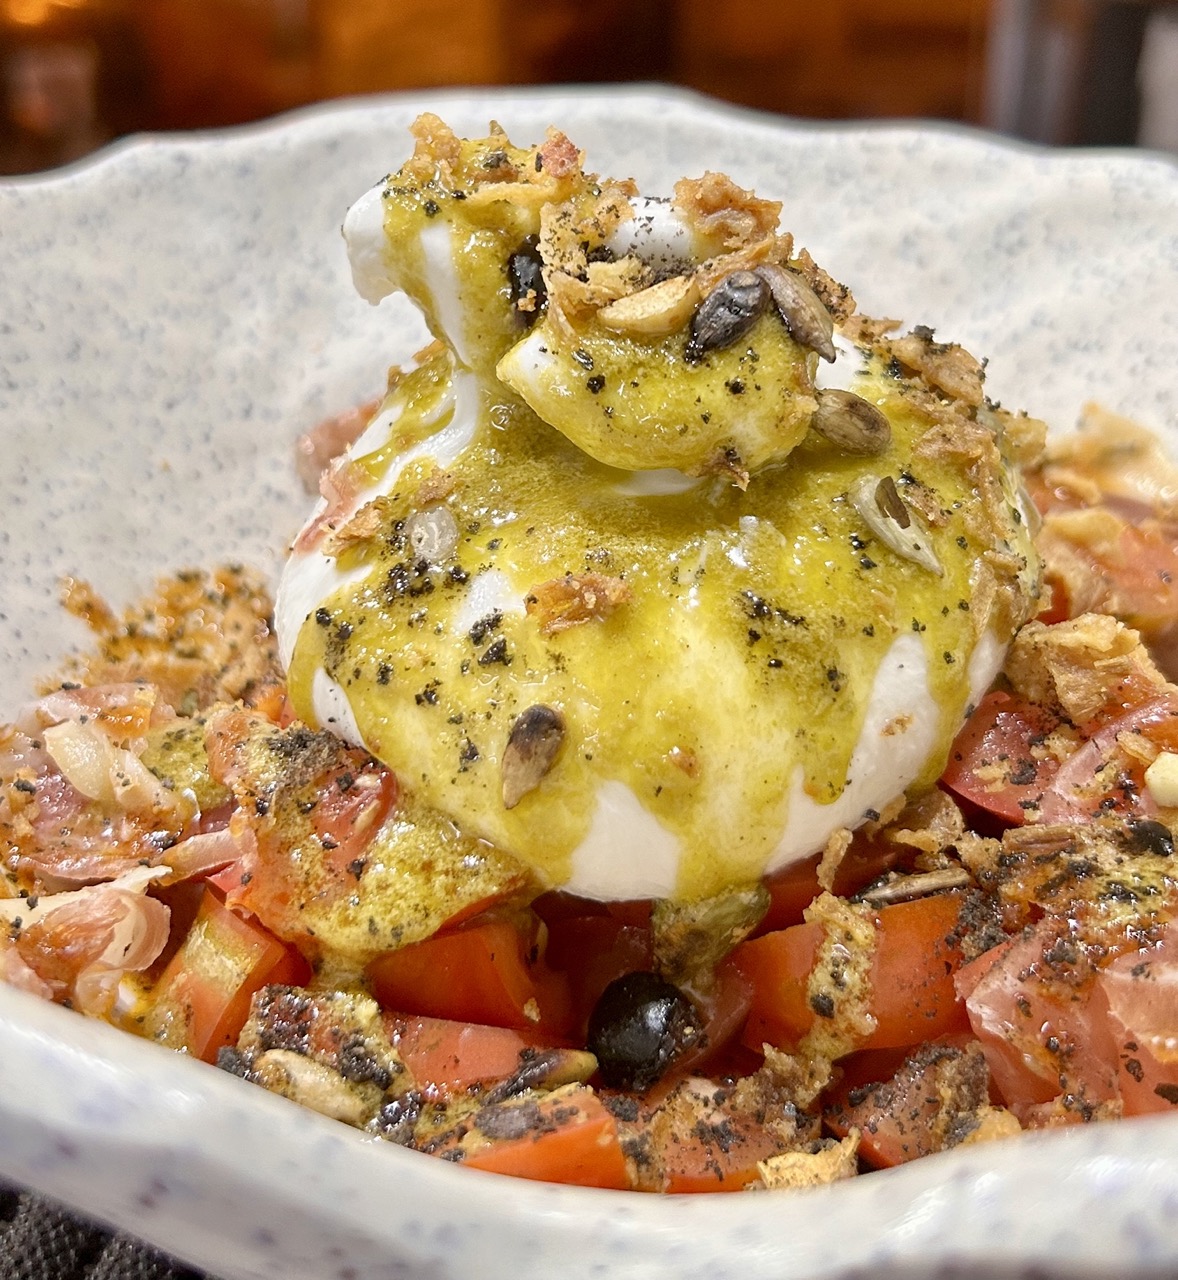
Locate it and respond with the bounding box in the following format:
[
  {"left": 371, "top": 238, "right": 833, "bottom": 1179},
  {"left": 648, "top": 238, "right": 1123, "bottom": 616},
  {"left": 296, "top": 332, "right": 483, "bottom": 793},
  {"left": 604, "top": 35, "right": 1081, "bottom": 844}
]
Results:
[
  {"left": 587, "top": 971, "right": 703, "bottom": 1092},
  {"left": 507, "top": 236, "right": 546, "bottom": 325},
  {"left": 1122, "top": 817, "right": 1175, "bottom": 858},
  {"left": 684, "top": 270, "right": 769, "bottom": 363}
]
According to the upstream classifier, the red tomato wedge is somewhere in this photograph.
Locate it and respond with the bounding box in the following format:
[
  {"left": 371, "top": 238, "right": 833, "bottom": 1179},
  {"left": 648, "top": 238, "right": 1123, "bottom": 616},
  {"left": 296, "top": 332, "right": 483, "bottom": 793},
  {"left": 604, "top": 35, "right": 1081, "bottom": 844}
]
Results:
[
  {"left": 940, "top": 690, "right": 1062, "bottom": 828},
  {"left": 657, "top": 1119, "right": 785, "bottom": 1192},
  {"left": 942, "top": 688, "right": 1178, "bottom": 828},
  {"left": 956, "top": 918, "right": 1178, "bottom": 1120},
  {"left": 387, "top": 1013, "right": 563, "bottom": 1096},
  {"left": 1097, "top": 924, "right": 1178, "bottom": 1116},
  {"left": 673, "top": 958, "right": 756, "bottom": 1079},
  {"left": 759, "top": 837, "right": 902, "bottom": 933},
  {"left": 825, "top": 1038, "right": 992, "bottom": 1169},
  {"left": 305, "top": 758, "right": 399, "bottom": 866},
  {"left": 733, "top": 892, "right": 970, "bottom": 1056},
  {"left": 144, "top": 887, "right": 309, "bottom": 1062},
  {"left": 1094, "top": 521, "right": 1178, "bottom": 633},
  {"left": 735, "top": 919, "right": 820, "bottom": 1051},
  {"left": 631, "top": 1077, "right": 809, "bottom": 1193},
  {"left": 448, "top": 1089, "right": 631, "bottom": 1189},
  {"left": 1029, "top": 455, "right": 1178, "bottom": 638},
  {"left": 367, "top": 916, "right": 574, "bottom": 1039},
  {"left": 955, "top": 925, "right": 1118, "bottom": 1114},
  {"left": 1035, "top": 694, "right": 1178, "bottom": 824},
  {"left": 1034, "top": 575, "right": 1071, "bottom": 627},
  {"left": 543, "top": 913, "right": 654, "bottom": 1038}
]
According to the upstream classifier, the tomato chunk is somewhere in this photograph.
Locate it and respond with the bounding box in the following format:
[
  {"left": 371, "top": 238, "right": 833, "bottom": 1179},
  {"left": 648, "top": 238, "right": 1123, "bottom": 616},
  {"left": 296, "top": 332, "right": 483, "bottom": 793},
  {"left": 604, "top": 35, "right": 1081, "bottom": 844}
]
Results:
[
  {"left": 626, "top": 1074, "right": 816, "bottom": 1193},
  {"left": 943, "top": 684, "right": 1178, "bottom": 830},
  {"left": 734, "top": 919, "right": 821, "bottom": 1051},
  {"left": 957, "top": 918, "right": 1178, "bottom": 1120},
  {"left": 673, "top": 958, "right": 755, "bottom": 1079},
  {"left": 734, "top": 892, "right": 970, "bottom": 1056},
  {"left": 1097, "top": 924, "right": 1178, "bottom": 1116},
  {"left": 759, "top": 837, "right": 902, "bottom": 933},
  {"left": 940, "top": 691, "right": 1062, "bottom": 828},
  {"left": 445, "top": 1088, "right": 631, "bottom": 1189},
  {"left": 143, "top": 888, "right": 309, "bottom": 1062},
  {"left": 1029, "top": 452, "right": 1178, "bottom": 642},
  {"left": 825, "top": 1039, "right": 1000, "bottom": 1169},
  {"left": 388, "top": 1013, "right": 567, "bottom": 1096},
  {"left": 543, "top": 912, "right": 654, "bottom": 1038},
  {"left": 367, "top": 915, "right": 574, "bottom": 1039},
  {"left": 656, "top": 1106, "right": 790, "bottom": 1192}
]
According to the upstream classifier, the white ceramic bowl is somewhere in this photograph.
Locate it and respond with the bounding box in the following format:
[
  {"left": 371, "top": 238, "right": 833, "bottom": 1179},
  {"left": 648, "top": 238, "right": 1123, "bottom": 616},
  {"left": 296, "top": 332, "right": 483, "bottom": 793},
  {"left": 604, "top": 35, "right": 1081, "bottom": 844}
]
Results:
[{"left": 2, "top": 86, "right": 1178, "bottom": 1280}]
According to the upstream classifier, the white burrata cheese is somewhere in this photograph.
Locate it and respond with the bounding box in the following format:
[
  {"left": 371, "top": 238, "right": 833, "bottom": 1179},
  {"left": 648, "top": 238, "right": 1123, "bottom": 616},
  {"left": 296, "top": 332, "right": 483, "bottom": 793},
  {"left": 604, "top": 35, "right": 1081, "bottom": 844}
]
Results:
[
  {"left": 564, "top": 630, "right": 1003, "bottom": 901},
  {"left": 274, "top": 176, "right": 1027, "bottom": 903},
  {"left": 282, "top": 496, "right": 1007, "bottom": 899},
  {"left": 277, "top": 376, "right": 1010, "bottom": 901},
  {"left": 343, "top": 181, "right": 396, "bottom": 305}
]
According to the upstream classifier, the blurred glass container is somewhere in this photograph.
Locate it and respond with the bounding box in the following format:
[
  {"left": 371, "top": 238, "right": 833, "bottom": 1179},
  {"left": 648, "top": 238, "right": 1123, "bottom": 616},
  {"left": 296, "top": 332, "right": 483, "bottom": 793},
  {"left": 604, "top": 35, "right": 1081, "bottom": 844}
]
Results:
[
  {"left": 1139, "top": 5, "right": 1178, "bottom": 151},
  {"left": 314, "top": 0, "right": 503, "bottom": 96},
  {"left": 1, "top": 39, "right": 104, "bottom": 171},
  {"left": 984, "top": 0, "right": 1171, "bottom": 145},
  {"left": 0, "top": 0, "right": 149, "bottom": 174}
]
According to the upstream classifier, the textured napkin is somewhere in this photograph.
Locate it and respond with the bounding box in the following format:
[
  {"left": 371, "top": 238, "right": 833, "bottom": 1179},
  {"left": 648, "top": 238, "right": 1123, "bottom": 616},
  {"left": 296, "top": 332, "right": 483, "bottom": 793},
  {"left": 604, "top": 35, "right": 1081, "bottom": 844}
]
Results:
[{"left": 0, "top": 1182, "right": 211, "bottom": 1280}]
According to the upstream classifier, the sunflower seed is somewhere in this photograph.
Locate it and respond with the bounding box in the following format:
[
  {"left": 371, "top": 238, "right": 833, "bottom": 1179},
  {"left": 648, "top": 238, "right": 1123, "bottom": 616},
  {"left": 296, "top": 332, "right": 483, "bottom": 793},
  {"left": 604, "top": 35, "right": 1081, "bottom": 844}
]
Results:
[
  {"left": 501, "top": 704, "right": 566, "bottom": 808},
  {"left": 755, "top": 264, "right": 836, "bottom": 361},
  {"left": 857, "top": 867, "right": 973, "bottom": 906},
  {"left": 811, "top": 390, "right": 892, "bottom": 455},
  {"left": 483, "top": 1048, "right": 599, "bottom": 1103},
  {"left": 685, "top": 271, "right": 769, "bottom": 362},
  {"left": 849, "top": 474, "right": 944, "bottom": 575}
]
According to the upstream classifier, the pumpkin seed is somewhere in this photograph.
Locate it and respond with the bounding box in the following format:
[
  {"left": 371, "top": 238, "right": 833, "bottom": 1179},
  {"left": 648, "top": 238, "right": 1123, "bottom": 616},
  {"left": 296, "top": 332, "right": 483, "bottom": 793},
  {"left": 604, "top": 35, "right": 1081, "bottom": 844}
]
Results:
[
  {"left": 501, "top": 704, "right": 566, "bottom": 808},
  {"left": 811, "top": 390, "right": 892, "bottom": 455},
  {"left": 651, "top": 884, "right": 770, "bottom": 987},
  {"left": 684, "top": 270, "right": 769, "bottom": 362}
]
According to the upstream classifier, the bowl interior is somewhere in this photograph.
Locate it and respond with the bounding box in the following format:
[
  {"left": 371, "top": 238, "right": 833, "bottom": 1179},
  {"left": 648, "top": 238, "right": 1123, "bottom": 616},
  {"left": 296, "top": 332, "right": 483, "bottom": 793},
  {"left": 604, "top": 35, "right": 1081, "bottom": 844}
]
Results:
[{"left": 2, "top": 85, "right": 1178, "bottom": 1280}]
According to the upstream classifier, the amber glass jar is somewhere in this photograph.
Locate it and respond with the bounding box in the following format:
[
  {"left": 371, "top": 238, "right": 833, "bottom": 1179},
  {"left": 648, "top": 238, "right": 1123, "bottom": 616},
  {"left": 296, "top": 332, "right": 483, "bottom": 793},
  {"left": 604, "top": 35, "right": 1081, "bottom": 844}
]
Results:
[{"left": 0, "top": 0, "right": 150, "bottom": 173}]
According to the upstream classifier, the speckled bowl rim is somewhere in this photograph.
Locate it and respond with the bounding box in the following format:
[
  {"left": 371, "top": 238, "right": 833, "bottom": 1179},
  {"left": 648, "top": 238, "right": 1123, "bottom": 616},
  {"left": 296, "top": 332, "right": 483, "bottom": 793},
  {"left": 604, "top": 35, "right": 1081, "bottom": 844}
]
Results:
[{"left": 2, "top": 85, "right": 1178, "bottom": 1280}]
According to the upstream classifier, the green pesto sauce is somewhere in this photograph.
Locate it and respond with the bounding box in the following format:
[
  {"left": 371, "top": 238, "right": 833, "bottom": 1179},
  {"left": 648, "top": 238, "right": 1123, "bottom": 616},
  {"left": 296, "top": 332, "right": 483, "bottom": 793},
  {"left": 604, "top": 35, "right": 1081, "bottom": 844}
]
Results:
[
  {"left": 286, "top": 160, "right": 1034, "bottom": 900},
  {"left": 140, "top": 719, "right": 230, "bottom": 813},
  {"left": 353, "top": 357, "right": 455, "bottom": 482},
  {"left": 288, "top": 351, "right": 1021, "bottom": 900},
  {"left": 499, "top": 311, "right": 817, "bottom": 475},
  {"left": 380, "top": 180, "right": 539, "bottom": 385}
]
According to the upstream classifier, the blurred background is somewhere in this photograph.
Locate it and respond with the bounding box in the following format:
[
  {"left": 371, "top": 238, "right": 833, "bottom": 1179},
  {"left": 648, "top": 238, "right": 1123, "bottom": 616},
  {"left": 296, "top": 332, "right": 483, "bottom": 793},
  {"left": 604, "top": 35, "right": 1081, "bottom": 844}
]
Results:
[{"left": 0, "top": 0, "right": 1176, "bottom": 175}]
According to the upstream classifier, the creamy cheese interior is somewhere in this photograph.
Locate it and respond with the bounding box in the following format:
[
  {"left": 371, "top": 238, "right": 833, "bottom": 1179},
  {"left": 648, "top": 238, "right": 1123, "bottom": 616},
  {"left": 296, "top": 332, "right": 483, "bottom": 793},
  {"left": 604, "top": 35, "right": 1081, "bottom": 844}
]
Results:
[{"left": 277, "top": 130, "right": 1039, "bottom": 902}]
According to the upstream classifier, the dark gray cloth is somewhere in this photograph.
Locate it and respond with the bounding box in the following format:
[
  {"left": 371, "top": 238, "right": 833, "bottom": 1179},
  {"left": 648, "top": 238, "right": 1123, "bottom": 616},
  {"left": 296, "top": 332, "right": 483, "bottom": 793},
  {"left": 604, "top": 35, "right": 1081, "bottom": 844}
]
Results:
[{"left": 0, "top": 1183, "right": 210, "bottom": 1280}]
